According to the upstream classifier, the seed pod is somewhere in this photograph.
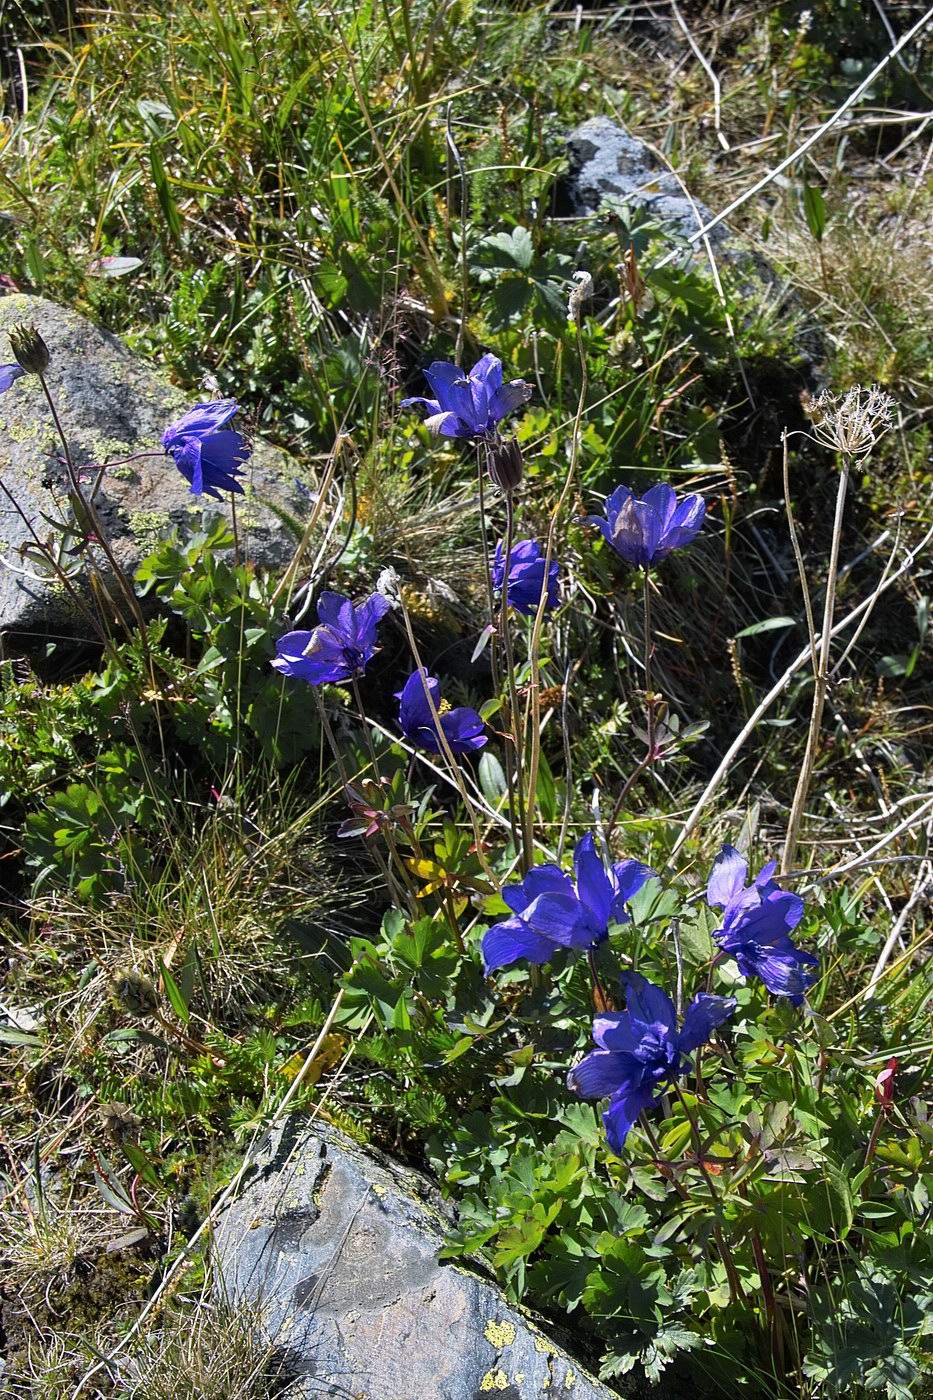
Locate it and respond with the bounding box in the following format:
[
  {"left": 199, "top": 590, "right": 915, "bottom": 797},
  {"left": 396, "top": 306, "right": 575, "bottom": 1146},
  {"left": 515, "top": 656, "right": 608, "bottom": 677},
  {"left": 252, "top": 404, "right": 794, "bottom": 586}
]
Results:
[
  {"left": 9, "top": 323, "right": 50, "bottom": 375},
  {"left": 487, "top": 438, "right": 523, "bottom": 494},
  {"left": 109, "top": 968, "right": 160, "bottom": 1018}
]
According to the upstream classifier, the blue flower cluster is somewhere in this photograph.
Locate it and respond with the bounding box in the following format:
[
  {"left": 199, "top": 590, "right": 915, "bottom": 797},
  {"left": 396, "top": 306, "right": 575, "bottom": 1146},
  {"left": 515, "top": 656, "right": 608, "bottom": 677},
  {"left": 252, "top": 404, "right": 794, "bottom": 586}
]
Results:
[{"left": 152, "top": 357, "right": 816, "bottom": 1160}]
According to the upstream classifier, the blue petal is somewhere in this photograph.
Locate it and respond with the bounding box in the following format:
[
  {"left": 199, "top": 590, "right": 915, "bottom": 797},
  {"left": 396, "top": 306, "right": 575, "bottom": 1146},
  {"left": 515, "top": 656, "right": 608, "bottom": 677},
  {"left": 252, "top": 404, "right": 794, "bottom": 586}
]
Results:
[
  {"left": 620, "top": 971, "right": 677, "bottom": 1035},
  {"left": 567, "top": 1048, "right": 633, "bottom": 1099},
  {"left": 521, "top": 891, "right": 599, "bottom": 949},
  {"left": 0, "top": 363, "right": 25, "bottom": 395},
  {"left": 677, "top": 992, "right": 736, "bottom": 1054},
  {"left": 610, "top": 496, "right": 661, "bottom": 567},
  {"left": 440, "top": 705, "right": 487, "bottom": 753},
  {"left": 592, "top": 1012, "right": 650, "bottom": 1058},
  {"left": 200, "top": 428, "right": 250, "bottom": 474},
  {"left": 608, "top": 859, "right": 653, "bottom": 923},
  {"left": 573, "top": 833, "right": 613, "bottom": 930},
  {"left": 481, "top": 917, "right": 555, "bottom": 973},
  {"left": 707, "top": 844, "right": 749, "bottom": 909},
  {"left": 469, "top": 352, "right": 503, "bottom": 395},
  {"left": 424, "top": 411, "right": 472, "bottom": 438},
  {"left": 397, "top": 669, "right": 440, "bottom": 735},
  {"left": 661, "top": 493, "right": 705, "bottom": 552},
  {"left": 423, "top": 362, "right": 475, "bottom": 427},
  {"left": 488, "top": 379, "right": 532, "bottom": 422},
  {"left": 603, "top": 1083, "right": 658, "bottom": 1154},
  {"left": 502, "top": 865, "right": 574, "bottom": 917},
  {"left": 641, "top": 482, "right": 677, "bottom": 530},
  {"left": 317, "top": 591, "right": 355, "bottom": 636},
  {"left": 354, "top": 593, "right": 392, "bottom": 649},
  {"left": 164, "top": 399, "right": 239, "bottom": 444}
]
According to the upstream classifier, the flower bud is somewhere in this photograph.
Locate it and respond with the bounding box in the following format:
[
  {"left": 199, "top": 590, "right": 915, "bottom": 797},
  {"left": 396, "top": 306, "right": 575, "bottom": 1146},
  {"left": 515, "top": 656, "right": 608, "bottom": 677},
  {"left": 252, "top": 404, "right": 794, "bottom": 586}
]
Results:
[
  {"left": 9, "top": 323, "right": 50, "bottom": 375},
  {"left": 487, "top": 438, "right": 523, "bottom": 494}
]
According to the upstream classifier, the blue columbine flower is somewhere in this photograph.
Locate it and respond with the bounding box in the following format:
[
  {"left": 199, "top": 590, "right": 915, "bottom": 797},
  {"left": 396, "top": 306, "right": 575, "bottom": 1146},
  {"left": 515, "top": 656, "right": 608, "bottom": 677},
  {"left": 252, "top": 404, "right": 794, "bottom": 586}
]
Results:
[
  {"left": 401, "top": 353, "right": 531, "bottom": 439},
  {"left": 568, "top": 971, "right": 736, "bottom": 1153},
  {"left": 0, "top": 363, "right": 26, "bottom": 395},
  {"left": 396, "top": 668, "right": 487, "bottom": 755},
  {"left": 481, "top": 833, "right": 653, "bottom": 974},
  {"left": 588, "top": 482, "right": 705, "bottom": 567},
  {"left": 706, "top": 844, "right": 817, "bottom": 1003},
  {"left": 492, "top": 539, "right": 559, "bottom": 617},
  {"left": 162, "top": 400, "right": 251, "bottom": 499},
  {"left": 272, "top": 592, "right": 391, "bottom": 687}
]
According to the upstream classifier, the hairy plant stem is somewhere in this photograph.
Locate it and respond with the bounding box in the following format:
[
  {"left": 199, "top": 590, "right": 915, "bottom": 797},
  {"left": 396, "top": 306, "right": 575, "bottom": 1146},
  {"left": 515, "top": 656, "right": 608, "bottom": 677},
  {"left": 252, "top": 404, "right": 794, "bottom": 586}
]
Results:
[
  {"left": 642, "top": 566, "right": 655, "bottom": 762},
  {"left": 313, "top": 688, "right": 412, "bottom": 914},
  {"left": 500, "top": 493, "right": 530, "bottom": 872},
  {"left": 586, "top": 948, "right": 609, "bottom": 1011},
  {"left": 38, "top": 372, "right": 167, "bottom": 763},
  {"left": 351, "top": 675, "right": 421, "bottom": 912},
  {"left": 524, "top": 307, "right": 588, "bottom": 861},
  {"left": 782, "top": 452, "right": 851, "bottom": 874},
  {"left": 478, "top": 445, "right": 518, "bottom": 845},
  {"left": 396, "top": 593, "right": 494, "bottom": 882}
]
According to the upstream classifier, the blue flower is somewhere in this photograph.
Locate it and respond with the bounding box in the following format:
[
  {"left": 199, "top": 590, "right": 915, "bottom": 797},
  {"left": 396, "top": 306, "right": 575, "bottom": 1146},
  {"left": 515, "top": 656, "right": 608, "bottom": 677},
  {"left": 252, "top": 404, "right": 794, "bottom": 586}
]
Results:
[
  {"left": 396, "top": 668, "right": 487, "bottom": 755},
  {"left": 272, "top": 592, "right": 391, "bottom": 687},
  {"left": 706, "top": 844, "right": 817, "bottom": 1003},
  {"left": 588, "top": 482, "right": 705, "bottom": 567},
  {"left": 568, "top": 971, "right": 736, "bottom": 1153},
  {"left": 481, "top": 833, "right": 652, "bottom": 974},
  {"left": 162, "top": 400, "right": 251, "bottom": 499},
  {"left": 401, "top": 353, "right": 531, "bottom": 439},
  {"left": 492, "top": 539, "right": 559, "bottom": 617},
  {"left": 0, "top": 363, "right": 26, "bottom": 395}
]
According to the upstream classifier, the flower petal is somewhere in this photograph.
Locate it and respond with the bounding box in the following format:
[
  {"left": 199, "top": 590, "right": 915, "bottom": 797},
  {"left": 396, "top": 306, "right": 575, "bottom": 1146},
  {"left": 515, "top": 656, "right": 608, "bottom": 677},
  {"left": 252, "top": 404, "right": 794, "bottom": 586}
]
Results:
[
  {"left": 0, "top": 363, "right": 26, "bottom": 395},
  {"left": 573, "top": 833, "right": 613, "bottom": 930},
  {"left": 677, "top": 992, "right": 736, "bottom": 1054},
  {"left": 602, "top": 1083, "right": 658, "bottom": 1154},
  {"left": 423, "top": 362, "right": 475, "bottom": 426},
  {"left": 620, "top": 971, "right": 676, "bottom": 1036},
  {"left": 567, "top": 1048, "right": 632, "bottom": 1100},
  {"left": 481, "top": 917, "right": 556, "bottom": 973},
  {"left": 440, "top": 705, "right": 487, "bottom": 753},
  {"left": 707, "top": 844, "right": 749, "bottom": 909},
  {"left": 488, "top": 379, "right": 532, "bottom": 422},
  {"left": 521, "top": 891, "right": 598, "bottom": 949},
  {"left": 608, "top": 859, "right": 653, "bottom": 922},
  {"left": 501, "top": 864, "right": 574, "bottom": 916}
]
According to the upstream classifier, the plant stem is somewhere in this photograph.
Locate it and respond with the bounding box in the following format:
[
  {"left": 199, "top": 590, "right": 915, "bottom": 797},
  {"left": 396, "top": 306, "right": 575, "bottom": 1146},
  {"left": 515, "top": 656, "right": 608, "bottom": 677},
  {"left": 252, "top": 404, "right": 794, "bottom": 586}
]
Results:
[
  {"left": 782, "top": 452, "right": 851, "bottom": 874},
  {"left": 500, "top": 493, "right": 529, "bottom": 872},
  {"left": 642, "top": 566, "right": 655, "bottom": 763}
]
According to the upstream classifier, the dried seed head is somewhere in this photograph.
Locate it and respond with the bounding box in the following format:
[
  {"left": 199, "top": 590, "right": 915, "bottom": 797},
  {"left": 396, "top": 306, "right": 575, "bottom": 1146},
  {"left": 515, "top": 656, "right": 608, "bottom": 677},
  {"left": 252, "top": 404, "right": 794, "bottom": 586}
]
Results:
[
  {"left": 9, "top": 323, "right": 50, "bottom": 375},
  {"left": 568, "top": 270, "right": 593, "bottom": 324},
  {"left": 487, "top": 437, "right": 523, "bottom": 494},
  {"left": 806, "top": 384, "right": 896, "bottom": 459},
  {"left": 109, "top": 968, "right": 160, "bottom": 1018},
  {"left": 99, "top": 1100, "right": 143, "bottom": 1142}
]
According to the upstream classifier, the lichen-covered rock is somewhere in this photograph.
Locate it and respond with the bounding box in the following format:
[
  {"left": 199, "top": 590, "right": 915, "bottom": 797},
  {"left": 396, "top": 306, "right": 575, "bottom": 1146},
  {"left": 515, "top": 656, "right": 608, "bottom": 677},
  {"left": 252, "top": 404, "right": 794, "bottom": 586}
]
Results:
[
  {"left": 560, "top": 117, "right": 730, "bottom": 254},
  {"left": 214, "top": 1118, "right": 619, "bottom": 1400},
  {"left": 0, "top": 295, "right": 306, "bottom": 635}
]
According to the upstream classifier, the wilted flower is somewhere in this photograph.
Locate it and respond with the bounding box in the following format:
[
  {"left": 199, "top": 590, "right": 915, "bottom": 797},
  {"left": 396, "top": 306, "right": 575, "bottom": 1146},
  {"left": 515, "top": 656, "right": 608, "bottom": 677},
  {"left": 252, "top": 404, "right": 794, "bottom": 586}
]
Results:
[
  {"left": 396, "top": 668, "right": 486, "bottom": 755},
  {"left": 706, "top": 844, "right": 817, "bottom": 1003},
  {"left": 9, "top": 324, "right": 50, "bottom": 375},
  {"left": 568, "top": 970, "right": 736, "bottom": 1153},
  {"left": 588, "top": 482, "right": 705, "bottom": 567},
  {"left": 162, "top": 400, "right": 251, "bottom": 499},
  {"left": 401, "top": 353, "right": 531, "bottom": 439},
  {"left": 487, "top": 437, "right": 524, "bottom": 494},
  {"left": 338, "top": 778, "right": 415, "bottom": 840},
  {"left": 481, "top": 832, "right": 652, "bottom": 973},
  {"left": 568, "top": 269, "right": 593, "bottom": 322},
  {"left": 492, "top": 539, "right": 559, "bottom": 617},
  {"left": 272, "top": 592, "right": 391, "bottom": 686},
  {"left": 805, "top": 384, "right": 896, "bottom": 459}
]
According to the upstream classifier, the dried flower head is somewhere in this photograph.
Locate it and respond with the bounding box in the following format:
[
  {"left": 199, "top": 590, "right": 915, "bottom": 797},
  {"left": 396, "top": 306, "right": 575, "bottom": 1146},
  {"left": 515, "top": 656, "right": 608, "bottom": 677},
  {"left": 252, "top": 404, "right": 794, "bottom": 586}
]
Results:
[
  {"left": 109, "top": 968, "right": 160, "bottom": 1018},
  {"left": 806, "top": 385, "right": 896, "bottom": 459},
  {"left": 487, "top": 437, "right": 523, "bottom": 494},
  {"left": 9, "top": 323, "right": 50, "bottom": 375}
]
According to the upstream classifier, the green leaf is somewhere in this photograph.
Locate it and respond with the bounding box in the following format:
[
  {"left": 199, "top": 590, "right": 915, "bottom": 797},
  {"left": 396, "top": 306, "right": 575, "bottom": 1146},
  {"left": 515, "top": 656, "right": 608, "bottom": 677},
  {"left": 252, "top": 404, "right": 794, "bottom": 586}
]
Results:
[
  {"left": 478, "top": 751, "right": 508, "bottom": 805},
  {"left": 803, "top": 182, "right": 827, "bottom": 242},
  {"left": 158, "top": 958, "right": 190, "bottom": 1025},
  {"left": 734, "top": 616, "right": 795, "bottom": 639},
  {"left": 149, "top": 145, "right": 182, "bottom": 243}
]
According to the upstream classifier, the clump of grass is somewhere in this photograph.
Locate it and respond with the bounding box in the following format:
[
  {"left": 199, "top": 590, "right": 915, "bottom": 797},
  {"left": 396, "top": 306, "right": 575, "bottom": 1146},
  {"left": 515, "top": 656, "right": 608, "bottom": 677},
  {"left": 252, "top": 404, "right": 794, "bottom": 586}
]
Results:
[{"left": 118, "top": 1295, "right": 293, "bottom": 1400}]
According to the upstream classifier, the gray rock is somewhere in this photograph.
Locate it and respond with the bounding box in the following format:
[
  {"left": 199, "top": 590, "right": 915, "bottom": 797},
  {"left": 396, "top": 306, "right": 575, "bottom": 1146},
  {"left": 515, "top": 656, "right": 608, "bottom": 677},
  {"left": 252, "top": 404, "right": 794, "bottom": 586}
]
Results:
[
  {"left": 215, "top": 1117, "right": 619, "bottom": 1400},
  {"left": 0, "top": 294, "right": 306, "bottom": 636},
  {"left": 561, "top": 117, "right": 729, "bottom": 253}
]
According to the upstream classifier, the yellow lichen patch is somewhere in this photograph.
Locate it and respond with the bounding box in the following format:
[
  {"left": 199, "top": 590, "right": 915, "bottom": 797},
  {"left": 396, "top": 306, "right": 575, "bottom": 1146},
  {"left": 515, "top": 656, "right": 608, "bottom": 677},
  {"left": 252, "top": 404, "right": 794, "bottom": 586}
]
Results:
[
  {"left": 563, "top": 1371, "right": 575, "bottom": 1389},
  {"left": 372, "top": 1183, "right": 387, "bottom": 1197},
  {"left": 534, "top": 1335, "right": 553, "bottom": 1354},
  {"left": 479, "top": 1371, "right": 510, "bottom": 1392},
  {"left": 484, "top": 1318, "right": 516, "bottom": 1349}
]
